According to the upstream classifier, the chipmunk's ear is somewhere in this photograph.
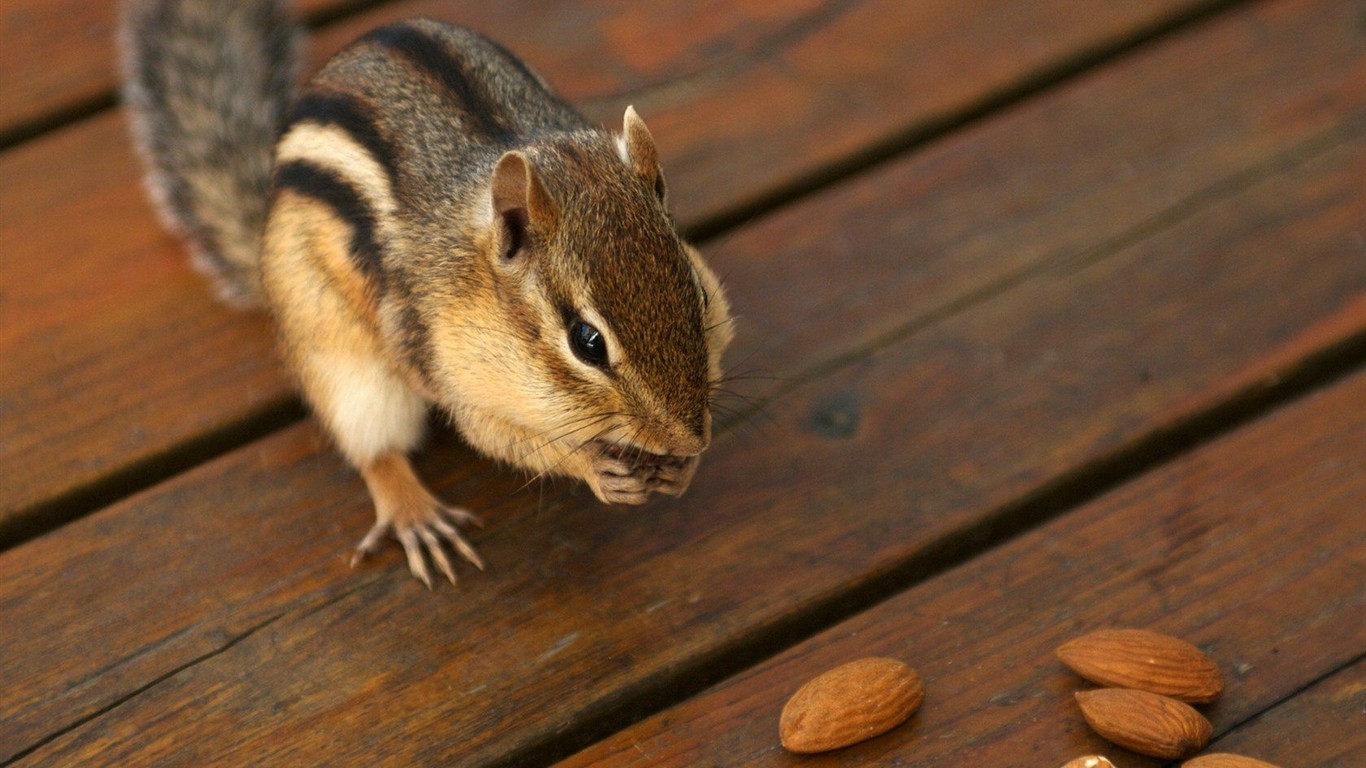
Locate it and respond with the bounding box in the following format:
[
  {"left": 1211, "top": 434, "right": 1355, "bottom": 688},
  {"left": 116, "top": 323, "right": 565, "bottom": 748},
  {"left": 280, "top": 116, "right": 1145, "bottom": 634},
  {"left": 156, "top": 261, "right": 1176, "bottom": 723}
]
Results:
[
  {"left": 490, "top": 150, "right": 558, "bottom": 260},
  {"left": 622, "top": 105, "right": 666, "bottom": 204}
]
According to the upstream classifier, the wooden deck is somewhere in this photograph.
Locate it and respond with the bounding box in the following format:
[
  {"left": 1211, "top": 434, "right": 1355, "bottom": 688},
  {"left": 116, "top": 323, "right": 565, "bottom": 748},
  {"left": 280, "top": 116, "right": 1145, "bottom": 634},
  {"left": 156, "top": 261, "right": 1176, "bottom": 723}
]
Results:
[{"left": 2, "top": 0, "right": 1363, "bottom": 765}]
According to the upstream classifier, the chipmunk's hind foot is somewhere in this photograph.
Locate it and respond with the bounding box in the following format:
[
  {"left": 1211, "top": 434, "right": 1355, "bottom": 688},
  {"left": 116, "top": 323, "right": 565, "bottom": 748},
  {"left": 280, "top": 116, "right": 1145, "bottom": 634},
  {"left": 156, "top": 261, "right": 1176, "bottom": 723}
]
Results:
[{"left": 353, "top": 454, "right": 485, "bottom": 588}]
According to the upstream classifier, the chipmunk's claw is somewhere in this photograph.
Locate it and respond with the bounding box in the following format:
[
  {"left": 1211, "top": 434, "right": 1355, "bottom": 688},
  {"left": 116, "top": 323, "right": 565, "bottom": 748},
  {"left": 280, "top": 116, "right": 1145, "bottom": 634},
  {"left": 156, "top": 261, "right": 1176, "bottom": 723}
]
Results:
[
  {"left": 433, "top": 506, "right": 486, "bottom": 570},
  {"left": 396, "top": 527, "right": 433, "bottom": 588},
  {"left": 350, "top": 505, "right": 484, "bottom": 586},
  {"left": 350, "top": 522, "right": 389, "bottom": 568}
]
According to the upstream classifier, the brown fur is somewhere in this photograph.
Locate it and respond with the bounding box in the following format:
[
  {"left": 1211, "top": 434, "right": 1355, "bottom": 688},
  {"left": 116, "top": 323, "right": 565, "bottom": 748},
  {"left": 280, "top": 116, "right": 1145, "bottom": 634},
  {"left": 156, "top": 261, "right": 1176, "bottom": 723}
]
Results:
[{"left": 122, "top": 4, "right": 734, "bottom": 585}]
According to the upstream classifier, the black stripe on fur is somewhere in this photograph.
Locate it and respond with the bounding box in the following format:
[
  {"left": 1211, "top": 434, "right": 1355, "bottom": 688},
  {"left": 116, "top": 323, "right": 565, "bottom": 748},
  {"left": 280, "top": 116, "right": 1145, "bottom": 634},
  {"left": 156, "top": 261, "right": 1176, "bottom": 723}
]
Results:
[
  {"left": 288, "top": 92, "right": 402, "bottom": 190},
  {"left": 273, "top": 160, "right": 387, "bottom": 291},
  {"left": 361, "top": 23, "right": 517, "bottom": 145}
]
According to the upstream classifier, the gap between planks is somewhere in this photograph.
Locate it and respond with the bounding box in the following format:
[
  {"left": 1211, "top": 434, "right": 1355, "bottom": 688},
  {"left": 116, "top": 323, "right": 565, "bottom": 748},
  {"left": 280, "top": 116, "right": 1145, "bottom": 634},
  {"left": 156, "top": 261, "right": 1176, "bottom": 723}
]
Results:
[{"left": 0, "top": 0, "right": 1258, "bottom": 552}]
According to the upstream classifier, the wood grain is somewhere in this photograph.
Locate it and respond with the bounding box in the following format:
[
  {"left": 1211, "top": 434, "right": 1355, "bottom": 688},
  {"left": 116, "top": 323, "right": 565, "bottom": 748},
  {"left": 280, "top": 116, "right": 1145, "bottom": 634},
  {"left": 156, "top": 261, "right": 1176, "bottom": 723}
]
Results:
[
  {"left": 0, "top": 0, "right": 1232, "bottom": 531},
  {"left": 5, "top": 1, "right": 1366, "bottom": 761},
  {"left": 560, "top": 369, "right": 1366, "bottom": 766}
]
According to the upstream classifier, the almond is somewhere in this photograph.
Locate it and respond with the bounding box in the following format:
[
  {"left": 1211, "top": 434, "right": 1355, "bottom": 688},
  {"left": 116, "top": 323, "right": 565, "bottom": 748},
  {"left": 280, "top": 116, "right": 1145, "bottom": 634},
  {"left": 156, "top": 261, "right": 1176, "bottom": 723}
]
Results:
[
  {"left": 1058, "top": 629, "right": 1223, "bottom": 703},
  {"left": 1183, "top": 754, "right": 1283, "bottom": 768},
  {"left": 779, "top": 657, "right": 924, "bottom": 754},
  {"left": 1061, "top": 756, "right": 1118, "bottom": 768},
  {"left": 1075, "top": 688, "right": 1212, "bottom": 759}
]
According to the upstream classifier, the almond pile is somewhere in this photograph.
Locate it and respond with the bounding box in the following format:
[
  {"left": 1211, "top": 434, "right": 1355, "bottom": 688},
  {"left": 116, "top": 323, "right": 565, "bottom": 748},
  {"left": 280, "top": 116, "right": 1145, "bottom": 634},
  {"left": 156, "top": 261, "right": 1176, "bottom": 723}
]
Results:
[
  {"left": 776, "top": 629, "right": 1284, "bottom": 764},
  {"left": 1058, "top": 629, "right": 1223, "bottom": 703},
  {"left": 1058, "top": 628, "right": 1220, "bottom": 759},
  {"left": 1052, "top": 629, "right": 1286, "bottom": 767}
]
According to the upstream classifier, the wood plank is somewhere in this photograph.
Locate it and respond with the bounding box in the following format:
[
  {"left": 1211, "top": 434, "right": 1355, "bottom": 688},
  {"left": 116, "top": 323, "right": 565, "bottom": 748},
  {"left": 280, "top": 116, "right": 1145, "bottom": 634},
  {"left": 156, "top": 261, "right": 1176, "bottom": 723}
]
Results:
[
  {"left": 0, "top": 2, "right": 112, "bottom": 141},
  {"left": 0, "top": 0, "right": 378, "bottom": 145},
  {"left": 0, "top": 118, "right": 285, "bottom": 535},
  {"left": 0, "top": 0, "right": 1233, "bottom": 532},
  {"left": 560, "top": 369, "right": 1366, "bottom": 766},
  {"left": 1196, "top": 662, "right": 1365, "bottom": 767},
  {"left": 4, "top": 0, "right": 1366, "bottom": 762},
  {"left": 305, "top": 0, "right": 1239, "bottom": 230}
]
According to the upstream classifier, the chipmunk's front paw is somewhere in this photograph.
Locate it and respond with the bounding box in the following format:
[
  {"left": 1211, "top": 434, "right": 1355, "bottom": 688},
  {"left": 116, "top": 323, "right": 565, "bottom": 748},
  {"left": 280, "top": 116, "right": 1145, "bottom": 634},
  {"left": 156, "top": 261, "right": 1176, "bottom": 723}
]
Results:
[
  {"left": 587, "top": 443, "right": 699, "bottom": 504},
  {"left": 594, "top": 463, "right": 653, "bottom": 505},
  {"left": 351, "top": 501, "right": 484, "bottom": 589},
  {"left": 648, "top": 454, "right": 699, "bottom": 497}
]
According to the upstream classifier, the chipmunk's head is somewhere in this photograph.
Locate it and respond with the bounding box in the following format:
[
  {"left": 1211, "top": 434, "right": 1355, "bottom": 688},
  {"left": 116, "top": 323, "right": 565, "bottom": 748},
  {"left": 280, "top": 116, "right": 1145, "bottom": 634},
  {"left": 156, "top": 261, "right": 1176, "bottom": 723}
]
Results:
[{"left": 439, "top": 108, "right": 733, "bottom": 503}]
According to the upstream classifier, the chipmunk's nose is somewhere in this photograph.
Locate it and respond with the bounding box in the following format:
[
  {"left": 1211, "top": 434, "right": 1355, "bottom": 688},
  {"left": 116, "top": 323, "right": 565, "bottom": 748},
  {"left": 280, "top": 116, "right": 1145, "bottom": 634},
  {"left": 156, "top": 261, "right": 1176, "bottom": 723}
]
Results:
[{"left": 670, "top": 410, "right": 711, "bottom": 456}]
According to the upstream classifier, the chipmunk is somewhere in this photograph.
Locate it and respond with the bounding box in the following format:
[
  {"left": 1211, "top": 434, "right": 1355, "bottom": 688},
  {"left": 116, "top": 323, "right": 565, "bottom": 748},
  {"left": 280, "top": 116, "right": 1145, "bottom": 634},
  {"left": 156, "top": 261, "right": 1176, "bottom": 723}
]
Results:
[{"left": 119, "top": 0, "right": 734, "bottom": 587}]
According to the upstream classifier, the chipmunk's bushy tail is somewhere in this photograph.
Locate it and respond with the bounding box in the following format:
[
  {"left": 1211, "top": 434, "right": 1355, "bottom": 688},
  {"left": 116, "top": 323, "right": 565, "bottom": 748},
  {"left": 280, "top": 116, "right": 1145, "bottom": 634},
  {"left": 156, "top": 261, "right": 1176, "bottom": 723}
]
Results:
[{"left": 120, "top": 0, "right": 300, "bottom": 306}]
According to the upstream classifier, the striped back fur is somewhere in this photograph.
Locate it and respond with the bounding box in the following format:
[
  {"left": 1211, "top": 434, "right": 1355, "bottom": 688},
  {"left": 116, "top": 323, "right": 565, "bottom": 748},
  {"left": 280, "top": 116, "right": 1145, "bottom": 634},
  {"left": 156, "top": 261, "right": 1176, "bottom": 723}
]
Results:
[{"left": 120, "top": 0, "right": 299, "bottom": 306}]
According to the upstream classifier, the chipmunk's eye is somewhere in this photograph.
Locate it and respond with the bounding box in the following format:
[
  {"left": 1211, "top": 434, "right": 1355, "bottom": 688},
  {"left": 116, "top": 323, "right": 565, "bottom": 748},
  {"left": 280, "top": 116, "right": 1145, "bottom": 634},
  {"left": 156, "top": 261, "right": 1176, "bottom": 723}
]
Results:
[{"left": 569, "top": 319, "right": 609, "bottom": 369}]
